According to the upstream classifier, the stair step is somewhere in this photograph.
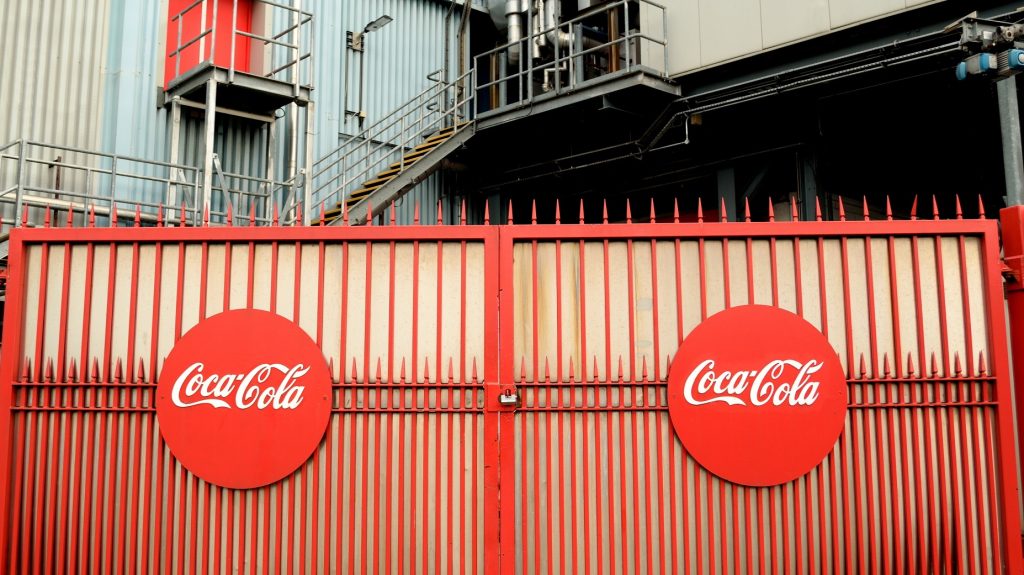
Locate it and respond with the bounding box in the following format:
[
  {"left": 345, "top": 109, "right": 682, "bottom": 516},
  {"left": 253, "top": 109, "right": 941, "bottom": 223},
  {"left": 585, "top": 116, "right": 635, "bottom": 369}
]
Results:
[
  {"left": 347, "top": 187, "right": 377, "bottom": 202},
  {"left": 412, "top": 139, "right": 442, "bottom": 153},
  {"left": 402, "top": 148, "right": 434, "bottom": 162},
  {"left": 360, "top": 175, "right": 395, "bottom": 188},
  {"left": 374, "top": 167, "right": 402, "bottom": 179},
  {"left": 389, "top": 157, "right": 421, "bottom": 170}
]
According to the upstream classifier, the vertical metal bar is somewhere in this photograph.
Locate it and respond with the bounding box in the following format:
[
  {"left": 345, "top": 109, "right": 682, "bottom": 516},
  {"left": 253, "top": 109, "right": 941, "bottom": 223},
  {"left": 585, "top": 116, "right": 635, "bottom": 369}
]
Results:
[
  {"left": 931, "top": 234, "right": 961, "bottom": 573},
  {"left": 229, "top": 0, "right": 237, "bottom": 82},
  {"left": 862, "top": 234, "right": 892, "bottom": 575},
  {"left": 671, "top": 229, "right": 685, "bottom": 575},
  {"left": 985, "top": 213, "right": 1024, "bottom": 571},
  {"left": 294, "top": 238, "right": 305, "bottom": 575},
  {"left": 577, "top": 233, "right": 596, "bottom": 575},
  {"left": 14, "top": 140, "right": 25, "bottom": 226},
  {"left": 601, "top": 232, "right": 616, "bottom": 574},
  {"left": 202, "top": 80, "right": 217, "bottom": 216},
  {"left": 119, "top": 238, "right": 142, "bottom": 574},
  {"left": 313, "top": 237, "right": 326, "bottom": 574},
  {"left": 53, "top": 237, "right": 73, "bottom": 574}
]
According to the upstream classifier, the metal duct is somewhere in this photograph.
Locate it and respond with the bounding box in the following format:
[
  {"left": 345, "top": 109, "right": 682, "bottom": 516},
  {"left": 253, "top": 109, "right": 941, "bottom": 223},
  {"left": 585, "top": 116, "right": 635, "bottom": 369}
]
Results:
[
  {"left": 506, "top": 0, "right": 523, "bottom": 66},
  {"left": 542, "top": 0, "right": 571, "bottom": 50}
]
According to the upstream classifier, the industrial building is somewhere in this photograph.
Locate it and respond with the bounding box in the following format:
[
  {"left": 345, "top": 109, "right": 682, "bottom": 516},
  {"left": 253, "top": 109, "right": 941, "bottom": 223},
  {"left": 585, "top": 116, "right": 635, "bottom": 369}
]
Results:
[{"left": 4, "top": 0, "right": 1024, "bottom": 573}]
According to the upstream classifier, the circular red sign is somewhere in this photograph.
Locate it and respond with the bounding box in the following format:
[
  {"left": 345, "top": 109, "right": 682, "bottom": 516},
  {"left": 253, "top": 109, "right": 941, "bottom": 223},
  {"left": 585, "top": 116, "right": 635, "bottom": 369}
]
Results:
[
  {"left": 156, "top": 309, "right": 332, "bottom": 489},
  {"left": 667, "top": 305, "right": 847, "bottom": 486}
]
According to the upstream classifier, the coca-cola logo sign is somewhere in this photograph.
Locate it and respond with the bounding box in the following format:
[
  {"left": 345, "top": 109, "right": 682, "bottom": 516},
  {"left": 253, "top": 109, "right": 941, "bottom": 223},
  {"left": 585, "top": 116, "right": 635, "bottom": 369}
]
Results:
[
  {"left": 667, "top": 305, "right": 847, "bottom": 486},
  {"left": 156, "top": 310, "right": 332, "bottom": 489}
]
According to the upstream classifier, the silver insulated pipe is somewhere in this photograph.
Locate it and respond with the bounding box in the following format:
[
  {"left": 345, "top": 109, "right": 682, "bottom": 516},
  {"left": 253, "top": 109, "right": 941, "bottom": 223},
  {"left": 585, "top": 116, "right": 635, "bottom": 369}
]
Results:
[{"left": 506, "top": 0, "right": 523, "bottom": 66}]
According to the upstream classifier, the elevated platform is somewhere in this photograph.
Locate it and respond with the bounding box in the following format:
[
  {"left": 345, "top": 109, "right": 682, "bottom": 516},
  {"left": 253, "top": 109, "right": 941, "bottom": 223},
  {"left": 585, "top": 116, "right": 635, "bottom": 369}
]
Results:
[{"left": 164, "top": 62, "right": 311, "bottom": 115}]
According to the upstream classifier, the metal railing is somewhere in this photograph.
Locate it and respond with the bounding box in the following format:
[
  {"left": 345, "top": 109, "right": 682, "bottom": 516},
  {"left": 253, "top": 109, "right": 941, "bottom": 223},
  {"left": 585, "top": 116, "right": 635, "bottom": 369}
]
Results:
[
  {"left": 308, "top": 0, "right": 668, "bottom": 216},
  {"left": 167, "top": 0, "right": 314, "bottom": 92},
  {"left": 474, "top": 0, "right": 667, "bottom": 114},
  {"left": 309, "top": 69, "right": 475, "bottom": 214},
  {"left": 0, "top": 140, "right": 300, "bottom": 231}
]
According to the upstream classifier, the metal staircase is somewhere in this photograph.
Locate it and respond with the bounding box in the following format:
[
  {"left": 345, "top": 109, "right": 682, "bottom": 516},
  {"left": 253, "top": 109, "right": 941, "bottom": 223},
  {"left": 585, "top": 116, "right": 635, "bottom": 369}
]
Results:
[{"left": 310, "top": 70, "right": 475, "bottom": 225}]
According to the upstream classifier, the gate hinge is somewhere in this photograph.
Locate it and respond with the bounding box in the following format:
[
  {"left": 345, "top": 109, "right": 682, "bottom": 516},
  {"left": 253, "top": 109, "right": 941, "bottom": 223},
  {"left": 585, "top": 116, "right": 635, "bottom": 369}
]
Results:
[{"left": 1003, "top": 255, "right": 1023, "bottom": 290}]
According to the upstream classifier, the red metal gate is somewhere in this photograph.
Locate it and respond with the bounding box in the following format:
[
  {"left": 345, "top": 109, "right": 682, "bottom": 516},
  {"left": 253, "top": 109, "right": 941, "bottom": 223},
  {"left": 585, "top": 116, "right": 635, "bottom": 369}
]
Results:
[{"left": 0, "top": 200, "right": 1021, "bottom": 573}]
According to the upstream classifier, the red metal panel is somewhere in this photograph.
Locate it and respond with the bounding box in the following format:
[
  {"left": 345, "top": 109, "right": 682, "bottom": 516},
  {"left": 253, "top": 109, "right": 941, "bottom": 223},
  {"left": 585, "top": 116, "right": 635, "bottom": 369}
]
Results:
[{"left": 0, "top": 202, "right": 1021, "bottom": 573}]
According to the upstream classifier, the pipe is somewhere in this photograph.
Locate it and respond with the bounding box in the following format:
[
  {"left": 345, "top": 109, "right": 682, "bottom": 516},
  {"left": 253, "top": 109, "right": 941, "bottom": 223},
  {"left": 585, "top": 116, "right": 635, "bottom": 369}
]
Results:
[
  {"left": 506, "top": 0, "right": 523, "bottom": 66},
  {"left": 543, "top": 0, "right": 571, "bottom": 49}
]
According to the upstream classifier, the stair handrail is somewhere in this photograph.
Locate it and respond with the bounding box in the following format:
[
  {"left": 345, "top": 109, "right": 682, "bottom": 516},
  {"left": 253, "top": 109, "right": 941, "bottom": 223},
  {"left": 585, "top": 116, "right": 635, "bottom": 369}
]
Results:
[{"left": 311, "top": 68, "right": 474, "bottom": 212}]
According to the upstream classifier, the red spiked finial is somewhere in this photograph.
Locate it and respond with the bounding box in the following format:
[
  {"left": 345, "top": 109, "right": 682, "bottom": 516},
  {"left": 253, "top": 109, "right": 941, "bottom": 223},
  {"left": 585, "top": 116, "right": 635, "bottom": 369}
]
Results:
[
  {"left": 366, "top": 201, "right": 374, "bottom": 225},
  {"left": 838, "top": 197, "right": 846, "bottom": 221},
  {"left": 447, "top": 357, "right": 455, "bottom": 383},
  {"left": 882, "top": 353, "right": 891, "bottom": 378},
  {"left": 743, "top": 197, "right": 751, "bottom": 222},
  {"left": 555, "top": 199, "right": 561, "bottom": 224},
  {"left": 814, "top": 196, "right": 822, "bottom": 221},
  {"left": 435, "top": 200, "right": 442, "bottom": 225},
  {"left": 67, "top": 206, "right": 74, "bottom": 227},
  {"left": 472, "top": 357, "right": 479, "bottom": 383},
  {"left": 568, "top": 357, "right": 575, "bottom": 382},
  {"left": 391, "top": 202, "right": 397, "bottom": 226},
  {"left": 21, "top": 206, "right": 29, "bottom": 227},
  {"left": 790, "top": 195, "right": 798, "bottom": 221},
  {"left": 543, "top": 358, "right": 551, "bottom": 383},
  {"left": 295, "top": 202, "right": 303, "bottom": 226},
  {"left": 181, "top": 200, "right": 188, "bottom": 227},
  {"left": 649, "top": 197, "right": 656, "bottom": 224},
  {"left": 134, "top": 204, "right": 142, "bottom": 226},
  {"left": 250, "top": 200, "right": 256, "bottom": 226},
  {"left": 641, "top": 356, "right": 649, "bottom": 381},
  {"left": 858, "top": 353, "right": 867, "bottom": 379},
  {"left": 602, "top": 199, "right": 609, "bottom": 224},
  {"left": 68, "top": 358, "right": 79, "bottom": 383},
  {"left": 885, "top": 196, "right": 893, "bottom": 221},
  {"left": 272, "top": 202, "right": 280, "bottom": 226},
  {"left": 157, "top": 204, "right": 164, "bottom": 227},
  {"left": 342, "top": 201, "right": 349, "bottom": 225},
  {"left": 413, "top": 200, "right": 421, "bottom": 225},
  {"left": 579, "top": 198, "right": 585, "bottom": 224},
  {"left": 672, "top": 197, "right": 680, "bottom": 223},
  {"left": 531, "top": 199, "right": 537, "bottom": 224},
  {"left": 89, "top": 205, "right": 96, "bottom": 227},
  {"left": 460, "top": 198, "right": 466, "bottom": 225},
  {"left": 977, "top": 195, "right": 986, "bottom": 219},
  {"left": 767, "top": 200, "right": 775, "bottom": 222},
  {"left": 519, "top": 356, "right": 527, "bottom": 383},
  {"left": 375, "top": 357, "right": 383, "bottom": 383},
  {"left": 399, "top": 357, "right": 406, "bottom": 383},
  {"left": 202, "top": 205, "right": 209, "bottom": 226},
  {"left": 696, "top": 198, "right": 703, "bottom": 223},
  {"left": 226, "top": 202, "right": 233, "bottom": 226},
  {"left": 114, "top": 357, "right": 124, "bottom": 383},
  {"left": 593, "top": 356, "right": 600, "bottom": 384},
  {"left": 978, "top": 350, "right": 987, "bottom": 376},
  {"left": 720, "top": 197, "right": 728, "bottom": 222},
  {"left": 953, "top": 352, "right": 962, "bottom": 376},
  {"left": 906, "top": 353, "right": 916, "bottom": 378},
  {"left": 484, "top": 200, "right": 490, "bottom": 225},
  {"left": 862, "top": 196, "right": 870, "bottom": 221},
  {"left": 954, "top": 195, "right": 963, "bottom": 220},
  {"left": 44, "top": 207, "right": 51, "bottom": 228},
  {"left": 350, "top": 357, "right": 359, "bottom": 383},
  {"left": 137, "top": 357, "right": 147, "bottom": 383},
  {"left": 616, "top": 356, "right": 625, "bottom": 382},
  {"left": 319, "top": 202, "right": 326, "bottom": 227},
  {"left": 507, "top": 199, "right": 514, "bottom": 225},
  {"left": 930, "top": 352, "right": 939, "bottom": 377},
  {"left": 931, "top": 196, "right": 940, "bottom": 221},
  {"left": 625, "top": 199, "right": 632, "bottom": 224},
  {"left": 910, "top": 195, "right": 918, "bottom": 220},
  {"left": 423, "top": 356, "right": 431, "bottom": 384}
]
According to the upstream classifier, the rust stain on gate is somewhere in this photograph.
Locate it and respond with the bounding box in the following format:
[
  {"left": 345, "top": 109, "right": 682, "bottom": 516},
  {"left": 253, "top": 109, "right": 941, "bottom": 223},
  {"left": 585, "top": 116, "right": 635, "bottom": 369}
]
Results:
[{"left": 0, "top": 200, "right": 1021, "bottom": 574}]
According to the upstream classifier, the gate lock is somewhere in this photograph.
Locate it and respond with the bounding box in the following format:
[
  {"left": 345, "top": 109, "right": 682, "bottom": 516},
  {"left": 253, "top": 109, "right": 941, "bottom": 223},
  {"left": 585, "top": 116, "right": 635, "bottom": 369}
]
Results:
[{"left": 497, "top": 388, "right": 520, "bottom": 408}]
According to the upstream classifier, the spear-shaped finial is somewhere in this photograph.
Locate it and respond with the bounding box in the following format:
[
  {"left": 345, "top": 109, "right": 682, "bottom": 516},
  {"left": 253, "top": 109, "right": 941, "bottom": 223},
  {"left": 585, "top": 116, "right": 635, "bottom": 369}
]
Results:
[
  {"left": 460, "top": 198, "right": 466, "bottom": 225},
  {"left": 672, "top": 197, "right": 680, "bottom": 223},
  {"left": 768, "top": 200, "right": 775, "bottom": 222},
  {"left": 602, "top": 199, "right": 609, "bottom": 224},
  {"left": 507, "top": 199, "right": 514, "bottom": 225},
  {"left": 697, "top": 198, "right": 704, "bottom": 223},
  {"left": 743, "top": 197, "right": 751, "bottom": 222},
  {"left": 555, "top": 199, "right": 561, "bottom": 224},
  {"left": 977, "top": 195, "right": 986, "bottom": 219},
  {"left": 720, "top": 197, "right": 728, "bottom": 222},
  {"left": 790, "top": 195, "right": 799, "bottom": 222},
  {"left": 885, "top": 196, "right": 893, "bottom": 221},
  {"left": 531, "top": 199, "right": 537, "bottom": 225},
  {"left": 910, "top": 195, "right": 918, "bottom": 220},
  {"left": 862, "top": 196, "right": 870, "bottom": 221},
  {"left": 484, "top": 200, "right": 491, "bottom": 225},
  {"left": 954, "top": 195, "right": 963, "bottom": 220},
  {"left": 932, "top": 196, "right": 940, "bottom": 221},
  {"left": 838, "top": 197, "right": 846, "bottom": 221},
  {"left": 814, "top": 196, "right": 822, "bottom": 221},
  {"left": 625, "top": 199, "right": 633, "bottom": 224}
]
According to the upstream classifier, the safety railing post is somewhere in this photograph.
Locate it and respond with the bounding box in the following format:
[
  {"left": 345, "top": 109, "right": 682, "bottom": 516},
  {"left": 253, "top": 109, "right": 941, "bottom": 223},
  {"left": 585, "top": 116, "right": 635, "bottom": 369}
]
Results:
[
  {"left": 108, "top": 156, "right": 118, "bottom": 225},
  {"left": 14, "top": 140, "right": 25, "bottom": 226},
  {"left": 229, "top": 0, "right": 237, "bottom": 82}
]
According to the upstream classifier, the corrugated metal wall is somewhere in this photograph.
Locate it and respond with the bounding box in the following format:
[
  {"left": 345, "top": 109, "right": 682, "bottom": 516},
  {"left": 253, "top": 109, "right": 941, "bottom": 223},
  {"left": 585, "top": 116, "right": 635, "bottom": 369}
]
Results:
[
  {"left": 0, "top": 0, "right": 111, "bottom": 149},
  {"left": 1, "top": 0, "right": 463, "bottom": 214}
]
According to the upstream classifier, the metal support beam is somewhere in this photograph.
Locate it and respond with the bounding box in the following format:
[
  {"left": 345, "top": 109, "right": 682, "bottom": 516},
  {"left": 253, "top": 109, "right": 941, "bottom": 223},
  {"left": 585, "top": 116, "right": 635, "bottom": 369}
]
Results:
[
  {"left": 202, "top": 78, "right": 218, "bottom": 217},
  {"left": 797, "top": 148, "right": 818, "bottom": 220},
  {"left": 168, "top": 98, "right": 182, "bottom": 207},
  {"left": 717, "top": 167, "right": 735, "bottom": 222},
  {"left": 998, "top": 76, "right": 1024, "bottom": 206}
]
